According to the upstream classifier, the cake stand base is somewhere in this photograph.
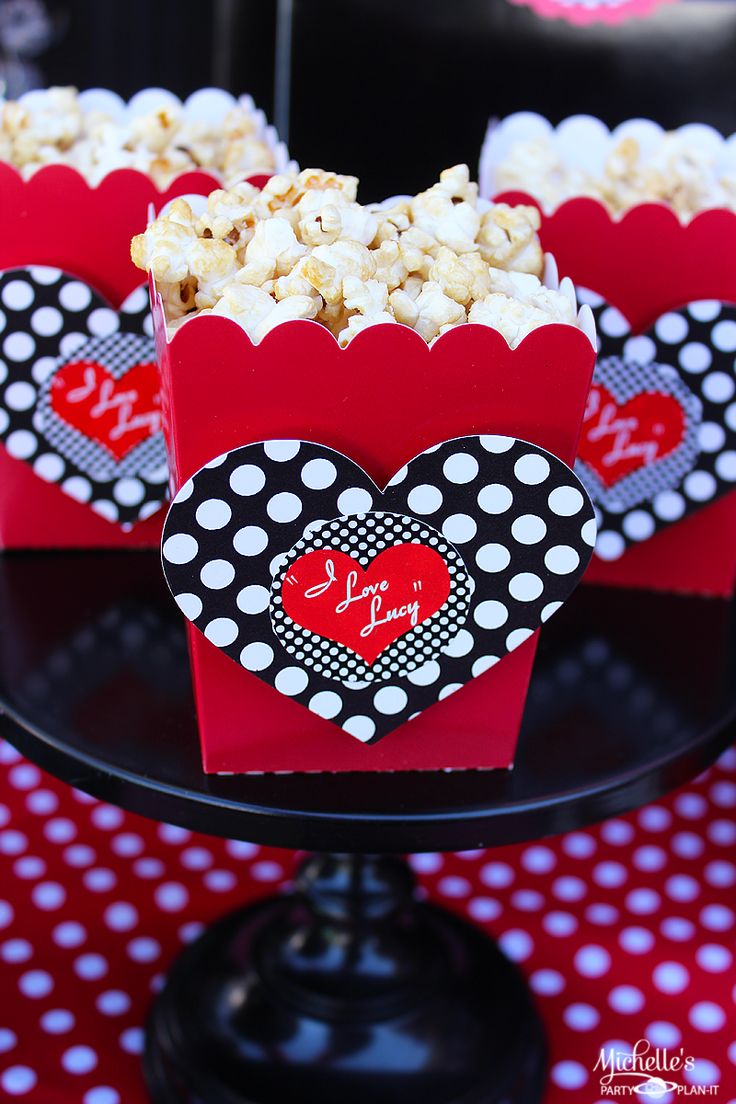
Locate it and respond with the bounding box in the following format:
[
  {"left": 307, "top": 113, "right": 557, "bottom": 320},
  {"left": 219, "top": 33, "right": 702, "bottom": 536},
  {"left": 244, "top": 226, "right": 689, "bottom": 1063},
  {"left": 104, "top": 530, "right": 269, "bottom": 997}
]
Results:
[{"left": 143, "top": 854, "right": 546, "bottom": 1104}]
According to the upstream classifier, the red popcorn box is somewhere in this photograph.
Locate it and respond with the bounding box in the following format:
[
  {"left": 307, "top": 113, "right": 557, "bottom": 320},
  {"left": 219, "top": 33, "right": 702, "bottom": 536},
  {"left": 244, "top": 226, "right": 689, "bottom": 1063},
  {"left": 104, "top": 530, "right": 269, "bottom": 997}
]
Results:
[
  {"left": 0, "top": 88, "right": 291, "bottom": 549},
  {"left": 153, "top": 272, "right": 597, "bottom": 774},
  {"left": 480, "top": 113, "right": 736, "bottom": 597}
]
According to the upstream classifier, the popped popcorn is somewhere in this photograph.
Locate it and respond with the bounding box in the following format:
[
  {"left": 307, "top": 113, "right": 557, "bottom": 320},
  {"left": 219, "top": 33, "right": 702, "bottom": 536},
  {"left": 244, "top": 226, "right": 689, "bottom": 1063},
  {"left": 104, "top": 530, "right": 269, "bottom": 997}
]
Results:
[
  {"left": 132, "top": 164, "right": 581, "bottom": 348},
  {"left": 493, "top": 131, "right": 736, "bottom": 219},
  {"left": 0, "top": 87, "right": 277, "bottom": 187}
]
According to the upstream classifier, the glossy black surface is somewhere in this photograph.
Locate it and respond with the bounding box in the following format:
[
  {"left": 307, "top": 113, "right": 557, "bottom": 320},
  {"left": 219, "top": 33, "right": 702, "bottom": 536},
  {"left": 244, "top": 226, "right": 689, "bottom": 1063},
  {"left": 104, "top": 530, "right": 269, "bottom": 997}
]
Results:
[
  {"left": 0, "top": 551, "right": 734, "bottom": 852},
  {"left": 144, "top": 853, "right": 546, "bottom": 1104}
]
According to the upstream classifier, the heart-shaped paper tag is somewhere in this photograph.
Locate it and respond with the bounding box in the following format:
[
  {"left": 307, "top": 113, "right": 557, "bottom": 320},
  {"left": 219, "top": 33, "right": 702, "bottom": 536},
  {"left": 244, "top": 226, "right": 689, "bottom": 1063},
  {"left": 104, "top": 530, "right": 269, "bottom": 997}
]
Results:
[
  {"left": 576, "top": 291, "right": 736, "bottom": 562},
  {"left": 0, "top": 267, "right": 168, "bottom": 529},
  {"left": 162, "top": 436, "right": 596, "bottom": 743},
  {"left": 49, "top": 358, "right": 160, "bottom": 462}
]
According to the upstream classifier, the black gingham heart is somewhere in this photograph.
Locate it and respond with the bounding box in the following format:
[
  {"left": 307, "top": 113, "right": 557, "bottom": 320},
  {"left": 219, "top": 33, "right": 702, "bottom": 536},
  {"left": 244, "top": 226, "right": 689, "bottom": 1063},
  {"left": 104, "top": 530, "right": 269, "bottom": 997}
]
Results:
[
  {"left": 161, "top": 436, "right": 596, "bottom": 744},
  {"left": 577, "top": 290, "right": 736, "bottom": 563},
  {"left": 0, "top": 267, "right": 168, "bottom": 529}
]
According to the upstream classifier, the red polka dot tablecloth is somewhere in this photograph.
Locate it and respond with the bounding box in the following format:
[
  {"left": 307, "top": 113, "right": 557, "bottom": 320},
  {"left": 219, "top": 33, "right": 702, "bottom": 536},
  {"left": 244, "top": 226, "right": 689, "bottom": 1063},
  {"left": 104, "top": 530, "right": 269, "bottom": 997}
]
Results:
[{"left": 0, "top": 737, "right": 733, "bottom": 1104}]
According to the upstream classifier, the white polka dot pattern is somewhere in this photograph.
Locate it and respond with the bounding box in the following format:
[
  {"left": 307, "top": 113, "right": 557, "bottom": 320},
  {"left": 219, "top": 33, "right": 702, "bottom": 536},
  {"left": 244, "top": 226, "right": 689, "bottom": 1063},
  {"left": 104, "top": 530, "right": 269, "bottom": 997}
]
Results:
[
  {"left": 162, "top": 436, "right": 596, "bottom": 742},
  {"left": 271, "top": 512, "right": 472, "bottom": 694},
  {"left": 0, "top": 268, "right": 166, "bottom": 530},
  {"left": 0, "top": 739, "right": 734, "bottom": 1099},
  {"left": 578, "top": 293, "right": 736, "bottom": 561}
]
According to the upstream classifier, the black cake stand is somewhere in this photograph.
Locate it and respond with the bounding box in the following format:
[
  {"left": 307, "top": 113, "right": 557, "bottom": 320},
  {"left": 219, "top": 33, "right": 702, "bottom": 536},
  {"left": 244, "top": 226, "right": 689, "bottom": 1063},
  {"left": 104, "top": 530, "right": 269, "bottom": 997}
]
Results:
[{"left": 0, "top": 552, "right": 734, "bottom": 1104}]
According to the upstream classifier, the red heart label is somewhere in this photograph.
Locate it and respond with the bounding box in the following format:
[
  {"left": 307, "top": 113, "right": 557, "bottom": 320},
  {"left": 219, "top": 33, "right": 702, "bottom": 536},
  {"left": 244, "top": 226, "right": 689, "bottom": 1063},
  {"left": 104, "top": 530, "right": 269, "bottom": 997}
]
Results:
[
  {"left": 50, "top": 360, "right": 162, "bottom": 462},
  {"left": 280, "top": 545, "right": 452, "bottom": 665},
  {"left": 579, "top": 383, "right": 686, "bottom": 488}
]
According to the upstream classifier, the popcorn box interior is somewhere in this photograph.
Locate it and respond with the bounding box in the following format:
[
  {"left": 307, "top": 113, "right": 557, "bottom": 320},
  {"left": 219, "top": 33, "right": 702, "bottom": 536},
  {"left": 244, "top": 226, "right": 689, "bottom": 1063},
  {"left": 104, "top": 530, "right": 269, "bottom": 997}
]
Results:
[
  {"left": 480, "top": 113, "right": 736, "bottom": 597},
  {"left": 0, "top": 87, "right": 291, "bottom": 550},
  {"left": 154, "top": 296, "right": 597, "bottom": 774}
]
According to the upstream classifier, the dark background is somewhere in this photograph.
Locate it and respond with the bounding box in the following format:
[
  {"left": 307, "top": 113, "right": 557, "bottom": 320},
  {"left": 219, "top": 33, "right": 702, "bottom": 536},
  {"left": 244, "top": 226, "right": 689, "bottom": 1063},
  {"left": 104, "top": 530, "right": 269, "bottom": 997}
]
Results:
[{"left": 15, "top": 0, "right": 736, "bottom": 199}]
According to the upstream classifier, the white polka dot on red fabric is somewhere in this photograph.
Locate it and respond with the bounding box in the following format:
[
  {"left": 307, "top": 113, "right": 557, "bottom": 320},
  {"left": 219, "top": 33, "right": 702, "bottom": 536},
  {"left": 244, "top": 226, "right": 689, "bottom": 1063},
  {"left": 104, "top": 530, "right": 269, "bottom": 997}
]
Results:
[
  {"left": 96, "top": 991, "right": 131, "bottom": 1017},
  {"left": 696, "top": 944, "right": 732, "bottom": 973},
  {"left": 437, "top": 876, "right": 471, "bottom": 898},
  {"left": 563, "top": 1003, "right": 599, "bottom": 1031},
  {"left": 0, "top": 1029, "right": 16, "bottom": 1053},
  {"left": 700, "top": 904, "right": 734, "bottom": 931},
  {"left": 18, "top": 969, "right": 53, "bottom": 998},
  {"left": 646, "top": 1020, "right": 681, "bottom": 1047},
  {"left": 1, "top": 1065, "right": 37, "bottom": 1095},
  {"left": 661, "top": 916, "right": 697, "bottom": 940},
  {"left": 586, "top": 903, "right": 619, "bottom": 926},
  {"left": 64, "top": 845, "right": 95, "bottom": 868},
  {"left": 592, "top": 861, "right": 628, "bottom": 888},
  {"left": 0, "top": 832, "right": 27, "bottom": 856},
  {"left": 674, "top": 793, "right": 708, "bottom": 820},
  {"left": 633, "top": 845, "right": 668, "bottom": 871},
  {"left": 467, "top": 898, "right": 501, "bottom": 922},
  {"left": 530, "top": 969, "right": 566, "bottom": 996},
  {"left": 521, "top": 845, "right": 556, "bottom": 874},
  {"left": 561, "top": 833, "right": 596, "bottom": 859},
  {"left": 498, "top": 929, "right": 533, "bottom": 962},
  {"left": 689, "top": 1001, "right": 727, "bottom": 1033},
  {"left": 180, "top": 847, "right": 213, "bottom": 871},
  {"left": 204, "top": 870, "right": 237, "bottom": 892},
  {"left": 638, "top": 806, "right": 672, "bottom": 831},
  {"left": 74, "top": 954, "right": 108, "bottom": 981},
  {"left": 608, "top": 985, "right": 645, "bottom": 1014},
  {"left": 43, "top": 818, "right": 76, "bottom": 844},
  {"left": 480, "top": 862, "right": 514, "bottom": 888},
  {"left": 118, "top": 1028, "right": 144, "bottom": 1055},
  {"left": 619, "top": 927, "right": 655, "bottom": 955},
  {"left": 31, "top": 882, "right": 65, "bottom": 910},
  {"left": 574, "top": 945, "right": 611, "bottom": 978},
  {"left": 543, "top": 911, "right": 578, "bottom": 938},
  {"left": 179, "top": 921, "right": 205, "bottom": 944},
  {"left": 110, "top": 833, "right": 144, "bottom": 858},
  {"left": 685, "top": 1059, "right": 721, "bottom": 1087},
  {"left": 126, "top": 937, "right": 161, "bottom": 963},
  {"left": 1, "top": 940, "right": 32, "bottom": 964},
  {"left": 652, "top": 961, "right": 690, "bottom": 994},
  {"left": 550, "top": 1060, "right": 588, "bottom": 1089},
  {"left": 553, "top": 876, "right": 587, "bottom": 902},
  {"left": 25, "top": 790, "right": 58, "bottom": 815},
  {"left": 154, "top": 883, "right": 189, "bottom": 912},
  {"left": 90, "top": 806, "right": 124, "bottom": 831},
  {"left": 625, "top": 888, "right": 661, "bottom": 915},
  {"left": 13, "top": 856, "right": 45, "bottom": 880},
  {"left": 133, "top": 858, "right": 165, "bottom": 879},
  {"left": 600, "top": 819, "right": 635, "bottom": 845},
  {"left": 83, "top": 869, "right": 116, "bottom": 893},
  {"left": 511, "top": 889, "right": 544, "bottom": 912},
  {"left": 250, "top": 860, "right": 284, "bottom": 882},
  {"left": 40, "top": 1009, "right": 75, "bottom": 1035},
  {"left": 84, "top": 1089, "right": 120, "bottom": 1104},
  {"left": 62, "top": 1045, "right": 98, "bottom": 1074}
]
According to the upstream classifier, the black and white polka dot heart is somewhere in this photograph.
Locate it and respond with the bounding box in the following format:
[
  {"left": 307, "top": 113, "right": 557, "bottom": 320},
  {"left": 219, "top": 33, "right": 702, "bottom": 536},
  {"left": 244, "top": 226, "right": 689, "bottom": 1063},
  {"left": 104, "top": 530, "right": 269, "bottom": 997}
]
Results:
[
  {"left": 0, "top": 268, "right": 167, "bottom": 530},
  {"left": 162, "top": 436, "right": 596, "bottom": 744},
  {"left": 576, "top": 289, "right": 736, "bottom": 562}
]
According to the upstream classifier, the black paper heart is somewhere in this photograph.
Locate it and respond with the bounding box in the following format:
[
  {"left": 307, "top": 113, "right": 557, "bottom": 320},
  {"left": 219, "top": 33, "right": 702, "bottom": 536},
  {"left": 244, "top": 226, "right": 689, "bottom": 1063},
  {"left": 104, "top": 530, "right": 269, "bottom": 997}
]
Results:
[
  {"left": 577, "top": 291, "right": 736, "bottom": 562},
  {"left": 162, "top": 436, "right": 596, "bottom": 744},
  {"left": 0, "top": 267, "right": 168, "bottom": 529}
]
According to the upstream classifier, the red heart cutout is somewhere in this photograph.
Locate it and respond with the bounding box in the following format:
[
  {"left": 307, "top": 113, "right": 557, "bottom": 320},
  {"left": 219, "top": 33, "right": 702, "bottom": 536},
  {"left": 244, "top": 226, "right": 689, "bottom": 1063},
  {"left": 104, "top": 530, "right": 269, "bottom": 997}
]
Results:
[
  {"left": 579, "top": 383, "right": 686, "bottom": 488},
  {"left": 50, "top": 360, "right": 162, "bottom": 462},
  {"left": 280, "top": 545, "right": 452, "bottom": 665}
]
